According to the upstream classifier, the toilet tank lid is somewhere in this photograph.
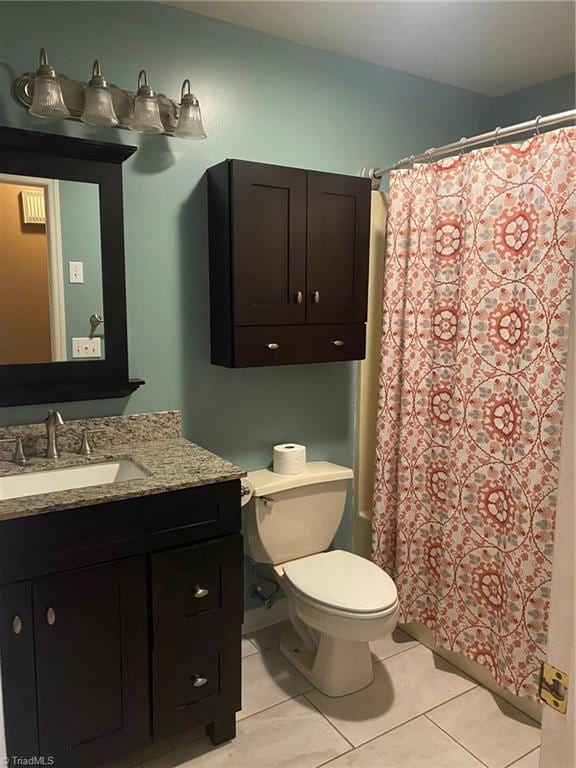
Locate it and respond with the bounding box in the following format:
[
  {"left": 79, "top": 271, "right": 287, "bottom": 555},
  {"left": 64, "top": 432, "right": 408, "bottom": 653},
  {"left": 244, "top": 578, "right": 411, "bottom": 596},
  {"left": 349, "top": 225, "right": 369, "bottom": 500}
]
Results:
[{"left": 247, "top": 461, "right": 353, "bottom": 496}]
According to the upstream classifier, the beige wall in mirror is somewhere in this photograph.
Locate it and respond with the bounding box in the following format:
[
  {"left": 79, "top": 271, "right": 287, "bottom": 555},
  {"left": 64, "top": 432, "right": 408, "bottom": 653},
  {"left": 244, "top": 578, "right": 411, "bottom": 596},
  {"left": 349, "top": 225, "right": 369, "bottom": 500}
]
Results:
[{"left": 0, "top": 174, "right": 104, "bottom": 366}]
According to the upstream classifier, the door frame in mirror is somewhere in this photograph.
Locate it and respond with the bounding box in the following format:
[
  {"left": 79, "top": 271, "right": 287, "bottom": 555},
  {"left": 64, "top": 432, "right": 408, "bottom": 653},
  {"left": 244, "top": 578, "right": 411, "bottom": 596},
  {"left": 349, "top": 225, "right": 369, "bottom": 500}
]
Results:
[
  {"left": 0, "top": 127, "right": 144, "bottom": 406},
  {"left": 0, "top": 172, "right": 67, "bottom": 361}
]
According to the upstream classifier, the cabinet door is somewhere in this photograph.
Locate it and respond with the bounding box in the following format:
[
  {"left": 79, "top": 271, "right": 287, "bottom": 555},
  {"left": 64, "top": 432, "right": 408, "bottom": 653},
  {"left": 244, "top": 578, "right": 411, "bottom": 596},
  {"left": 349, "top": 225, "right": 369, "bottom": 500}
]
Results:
[
  {"left": 307, "top": 171, "right": 371, "bottom": 324},
  {"left": 0, "top": 581, "right": 39, "bottom": 758},
  {"left": 33, "top": 558, "right": 149, "bottom": 767},
  {"left": 231, "top": 161, "right": 306, "bottom": 326}
]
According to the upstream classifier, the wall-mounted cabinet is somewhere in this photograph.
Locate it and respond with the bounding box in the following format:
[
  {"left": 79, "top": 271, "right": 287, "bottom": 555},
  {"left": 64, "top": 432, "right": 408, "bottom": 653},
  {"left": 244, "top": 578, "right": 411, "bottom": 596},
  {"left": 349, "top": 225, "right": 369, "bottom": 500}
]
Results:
[{"left": 208, "top": 160, "right": 371, "bottom": 367}]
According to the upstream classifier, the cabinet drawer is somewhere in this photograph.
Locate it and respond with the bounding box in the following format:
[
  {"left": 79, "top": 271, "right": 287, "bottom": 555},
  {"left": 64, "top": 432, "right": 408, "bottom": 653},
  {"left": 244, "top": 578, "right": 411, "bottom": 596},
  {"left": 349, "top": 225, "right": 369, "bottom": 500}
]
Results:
[
  {"left": 306, "top": 324, "right": 366, "bottom": 362},
  {"left": 152, "top": 537, "right": 236, "bottom": 620},
  {"left": 234, "top": 325, "right": 306, "bottom": 367}
]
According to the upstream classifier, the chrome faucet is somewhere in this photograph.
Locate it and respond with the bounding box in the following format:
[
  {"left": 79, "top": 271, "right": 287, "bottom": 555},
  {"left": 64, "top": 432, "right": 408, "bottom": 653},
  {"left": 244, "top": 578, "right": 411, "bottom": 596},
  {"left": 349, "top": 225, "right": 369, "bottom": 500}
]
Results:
[{"left": 45, "top": 410, "right": 64, "bottom": 459}]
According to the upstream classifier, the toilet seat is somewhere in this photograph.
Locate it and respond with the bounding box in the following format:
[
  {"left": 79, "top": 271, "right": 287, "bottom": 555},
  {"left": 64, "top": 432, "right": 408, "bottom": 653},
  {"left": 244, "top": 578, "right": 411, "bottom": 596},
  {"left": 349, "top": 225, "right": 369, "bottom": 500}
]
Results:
[{"left": 282, "top": 550, "right": 398, "bottom": 617}]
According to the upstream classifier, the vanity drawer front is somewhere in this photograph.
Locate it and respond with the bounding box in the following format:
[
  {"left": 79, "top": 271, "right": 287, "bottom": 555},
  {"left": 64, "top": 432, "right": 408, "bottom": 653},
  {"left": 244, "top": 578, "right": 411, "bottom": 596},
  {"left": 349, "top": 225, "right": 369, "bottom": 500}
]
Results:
[
  {"left": 234, "top": 325, "right": 307, "bottom": 366},
  {"left": 305, "top": 324, "right": 366, "bottom": 362},
  {"left": 0, "top": 481, "right": 241, "bottom": 585},
  {"left": 153, "top": 611, "right": 241, "bottom": 742},
  {"left": 151, "top": 535, "right": 243, "bottom": 620}
]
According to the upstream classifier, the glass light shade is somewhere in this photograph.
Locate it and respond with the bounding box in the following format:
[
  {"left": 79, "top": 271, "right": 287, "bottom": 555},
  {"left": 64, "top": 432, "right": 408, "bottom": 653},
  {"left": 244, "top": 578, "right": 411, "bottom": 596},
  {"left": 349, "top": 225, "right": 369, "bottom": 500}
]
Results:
[
  {"left": 130, "top": 93, "right": 164, "bottom": 134},
  {"left": 29, "top": 74, "right": 70, "bottom": 119},
  {"left": 81, "top": 85, "right": 119, "bottom": 126},
  {"left": 174, "top": 96, "right": 206, "bottom": 139}
]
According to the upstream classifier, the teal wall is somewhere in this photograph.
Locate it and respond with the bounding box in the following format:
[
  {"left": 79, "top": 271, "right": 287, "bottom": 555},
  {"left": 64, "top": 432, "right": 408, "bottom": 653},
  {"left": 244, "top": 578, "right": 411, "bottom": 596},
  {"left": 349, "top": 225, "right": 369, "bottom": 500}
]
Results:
[
  {"left": 492, "top": 73, "right": 575, "bottom": 125},
  {"left": 59, "top": 180, "right": 104, "bottom": 359},
  {"left": 0, "top": 2, "right": 572, "bottom": 605}
]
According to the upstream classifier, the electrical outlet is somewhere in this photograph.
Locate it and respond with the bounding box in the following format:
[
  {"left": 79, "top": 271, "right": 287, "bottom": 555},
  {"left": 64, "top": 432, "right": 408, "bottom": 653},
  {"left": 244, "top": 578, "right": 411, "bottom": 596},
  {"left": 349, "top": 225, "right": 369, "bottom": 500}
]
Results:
[
  {"left": 69, "top": 261, "right": 84, "bottom": 284},
  {"left": 72, "top": 337, "right": 101, "bottom": 358}
]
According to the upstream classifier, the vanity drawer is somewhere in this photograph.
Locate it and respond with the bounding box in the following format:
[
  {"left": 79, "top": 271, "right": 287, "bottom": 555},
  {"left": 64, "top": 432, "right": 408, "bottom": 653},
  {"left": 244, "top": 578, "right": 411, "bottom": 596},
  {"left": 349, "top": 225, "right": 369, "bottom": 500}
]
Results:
[
  {"left": 234, "top": 325, "right": 307, "bottom": 366},
  {"left": 151, "top": 535, "right": 243, "bottom": 620},
  {"left": 305, "top": 324, "right": 366, "bottom": 362}
]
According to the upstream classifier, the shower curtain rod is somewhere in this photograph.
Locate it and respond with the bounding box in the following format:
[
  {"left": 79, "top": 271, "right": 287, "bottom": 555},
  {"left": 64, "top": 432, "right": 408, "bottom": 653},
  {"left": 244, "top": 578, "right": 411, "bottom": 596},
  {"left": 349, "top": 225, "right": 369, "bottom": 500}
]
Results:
[{"left": 362, "top": 108, "right": 576, "bottom": 185}]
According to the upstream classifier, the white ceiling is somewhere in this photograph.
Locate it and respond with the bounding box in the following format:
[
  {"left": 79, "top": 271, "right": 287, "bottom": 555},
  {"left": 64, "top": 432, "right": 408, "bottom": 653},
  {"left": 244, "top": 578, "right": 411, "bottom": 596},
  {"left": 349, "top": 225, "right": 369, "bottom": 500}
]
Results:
[{"left": 164, "top": 1, "right": 575, "bottom": 96}]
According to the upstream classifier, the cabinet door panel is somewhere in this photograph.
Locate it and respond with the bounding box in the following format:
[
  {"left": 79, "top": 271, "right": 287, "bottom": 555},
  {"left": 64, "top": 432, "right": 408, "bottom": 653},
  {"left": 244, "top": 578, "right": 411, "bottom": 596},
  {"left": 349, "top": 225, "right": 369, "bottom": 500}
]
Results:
[
  {"left": 33, "top": 557, "right": 149, "bottom": 766},
  {"left": 232, "top": 161, "right": 306, "bottom": 326},
  {"left": 307, "top": 172, "right": 370, "bottom": 324},
  {"left": 0, "top": 581, "right": 39, "bottom": 757}
]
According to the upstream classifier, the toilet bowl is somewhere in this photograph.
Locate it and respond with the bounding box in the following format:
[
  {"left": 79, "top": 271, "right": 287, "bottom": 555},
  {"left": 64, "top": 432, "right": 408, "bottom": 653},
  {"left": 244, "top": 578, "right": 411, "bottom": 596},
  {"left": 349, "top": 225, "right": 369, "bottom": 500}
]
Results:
[
  {"left": 244, "top": 462, "right": 399, "bottom": 697},
  {"left": 275, "top": 550, "right": 398, "bottom": 696}
]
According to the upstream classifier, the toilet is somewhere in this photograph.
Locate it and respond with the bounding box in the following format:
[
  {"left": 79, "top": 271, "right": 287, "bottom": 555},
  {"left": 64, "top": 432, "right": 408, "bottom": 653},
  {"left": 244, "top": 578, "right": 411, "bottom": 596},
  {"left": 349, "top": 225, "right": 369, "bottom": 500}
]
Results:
[{"left": 244, "top": 461, "right": 398, "bottom": 697}]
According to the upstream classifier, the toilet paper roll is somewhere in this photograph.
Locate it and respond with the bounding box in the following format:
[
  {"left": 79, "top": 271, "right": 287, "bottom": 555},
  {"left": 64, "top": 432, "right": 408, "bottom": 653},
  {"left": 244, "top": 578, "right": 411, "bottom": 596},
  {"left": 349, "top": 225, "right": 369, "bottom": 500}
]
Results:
[
  {"left": 240, "top": 478, "right": 255, "bottom": 507},
  {"left": 273, "top": 443, "right": 307, "bottom": 475}
]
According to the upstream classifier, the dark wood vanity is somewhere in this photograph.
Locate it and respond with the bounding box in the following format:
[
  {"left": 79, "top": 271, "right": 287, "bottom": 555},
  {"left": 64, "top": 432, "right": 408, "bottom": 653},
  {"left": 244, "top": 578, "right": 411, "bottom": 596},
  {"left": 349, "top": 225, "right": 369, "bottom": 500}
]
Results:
[
  {"left": 208, "top": 160, "right": 371, "bottom": 367},
  {"left": 0, "top": 479, "right": 243, "bottom": 767}
]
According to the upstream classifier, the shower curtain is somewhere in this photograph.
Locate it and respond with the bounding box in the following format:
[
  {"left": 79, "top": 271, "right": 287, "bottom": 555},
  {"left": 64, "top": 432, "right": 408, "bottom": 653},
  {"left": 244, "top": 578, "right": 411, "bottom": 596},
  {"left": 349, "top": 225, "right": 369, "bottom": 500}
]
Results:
[{"left": 372, "top": 126, "right": 576, "bottom": 697}]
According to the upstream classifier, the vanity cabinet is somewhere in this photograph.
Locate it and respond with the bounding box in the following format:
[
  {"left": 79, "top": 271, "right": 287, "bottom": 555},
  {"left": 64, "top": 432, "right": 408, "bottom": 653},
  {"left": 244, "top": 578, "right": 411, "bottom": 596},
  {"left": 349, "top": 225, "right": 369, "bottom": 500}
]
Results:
[
  {"left": 0, "top": 480, "right": 242, "bottom": 768},
  {"left": 208, "top": 159, "right": 371, "bottom": 367},
  {"left": 0, "top": 559, "right": 148, "bottom": 764}
]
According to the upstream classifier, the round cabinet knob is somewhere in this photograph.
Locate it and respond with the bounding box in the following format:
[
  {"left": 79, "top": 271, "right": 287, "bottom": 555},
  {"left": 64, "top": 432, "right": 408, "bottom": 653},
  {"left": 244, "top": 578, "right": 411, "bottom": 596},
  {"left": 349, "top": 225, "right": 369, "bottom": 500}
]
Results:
[
  {"left": 46, "top": 608, "right": 56, "bottom": 626},
  {"left": 192, "top": 674, "right": 208, "bottom": 688},
  {"left": 266, "top": 343, "right": 279, "bottom": 350},
  {"left": 295, "top": 291, "right": 303, "bottom": 304},
  {"left": 332, "top": 340, "right": 345, "bottom": 347},
  {"left": 12, "top": 616, "right": 22, "bottom": 635},
  {"left": 313, "top": 290, "right": 320, "bottom": 304},
  {"left": 193, "top": 586, "right": 209, "bottom": 599}
]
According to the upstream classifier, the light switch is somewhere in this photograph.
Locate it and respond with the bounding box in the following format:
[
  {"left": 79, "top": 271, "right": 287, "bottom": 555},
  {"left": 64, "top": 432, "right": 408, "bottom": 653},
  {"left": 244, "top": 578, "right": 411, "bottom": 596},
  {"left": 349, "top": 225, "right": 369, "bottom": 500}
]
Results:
[
  {"left": 72, "top": 337, "right": 101, "bottom": 358},
  {"left": 69, "top": 261, "right": 84, "bottom": 284}
]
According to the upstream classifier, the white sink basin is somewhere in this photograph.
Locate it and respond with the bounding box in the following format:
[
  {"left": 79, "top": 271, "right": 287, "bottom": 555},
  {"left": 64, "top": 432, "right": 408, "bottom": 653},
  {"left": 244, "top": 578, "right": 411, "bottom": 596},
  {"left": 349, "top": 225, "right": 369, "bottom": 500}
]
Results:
[{"left": 0, "top": 460, "right": 147, "bottom": 501}]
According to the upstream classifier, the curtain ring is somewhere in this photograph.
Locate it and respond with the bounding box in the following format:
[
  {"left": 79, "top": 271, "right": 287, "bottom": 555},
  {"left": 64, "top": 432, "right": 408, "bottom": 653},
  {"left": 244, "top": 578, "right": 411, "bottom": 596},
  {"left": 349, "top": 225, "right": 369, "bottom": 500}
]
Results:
[
  {"left": 424, "top": 148, "right": 436, "bottom": 164},
  {"left": 459, "top": 137, "right": 467, "bottom": 156},
  {"left": 493, "top": 127, "right": 501, "bottom": 146},
  {"left": 534, "top": 115, "right": 542, "bottom": 136}
]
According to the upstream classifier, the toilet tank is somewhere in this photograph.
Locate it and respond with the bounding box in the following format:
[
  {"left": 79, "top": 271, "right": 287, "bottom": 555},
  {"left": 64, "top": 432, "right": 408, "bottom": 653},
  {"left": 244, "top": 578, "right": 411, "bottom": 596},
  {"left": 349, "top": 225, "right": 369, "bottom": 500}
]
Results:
[{"left": 243, "top": 462, "right": 353, "bottom": 565}]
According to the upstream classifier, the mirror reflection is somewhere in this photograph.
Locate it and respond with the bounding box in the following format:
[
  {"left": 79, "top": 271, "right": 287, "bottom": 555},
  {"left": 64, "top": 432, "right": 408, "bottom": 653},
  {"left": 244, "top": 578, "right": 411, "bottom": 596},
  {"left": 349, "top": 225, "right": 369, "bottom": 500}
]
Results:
[{"left": 0, "top": 174, "right": 103, "bottom": 365}]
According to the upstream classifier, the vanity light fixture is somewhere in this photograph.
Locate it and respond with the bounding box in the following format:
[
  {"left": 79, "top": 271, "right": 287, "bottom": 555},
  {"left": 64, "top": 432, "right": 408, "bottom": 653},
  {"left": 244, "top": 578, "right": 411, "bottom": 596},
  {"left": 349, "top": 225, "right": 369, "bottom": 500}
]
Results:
[
  {"left": 130, "top": 70, "right": 164, "bottom": 134},
  {"left": 174, "top": 79, "right": 206, "bottom": 139},
  {"left": 14, "top": 49, "right": 208, "bottom": 140},
  {"left": 81, "top": 60, "right": 119, "bottom": 127},
  {"left": 28, "top": 48, "right": 70, "bottom": 120}
]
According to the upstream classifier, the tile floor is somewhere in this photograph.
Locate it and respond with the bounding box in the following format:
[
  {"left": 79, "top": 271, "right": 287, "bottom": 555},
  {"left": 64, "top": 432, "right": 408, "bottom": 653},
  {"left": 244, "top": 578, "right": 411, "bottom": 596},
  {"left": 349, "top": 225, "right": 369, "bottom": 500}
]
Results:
[{"left": 106, "top": 623, "right": 541, "bottom": 768}]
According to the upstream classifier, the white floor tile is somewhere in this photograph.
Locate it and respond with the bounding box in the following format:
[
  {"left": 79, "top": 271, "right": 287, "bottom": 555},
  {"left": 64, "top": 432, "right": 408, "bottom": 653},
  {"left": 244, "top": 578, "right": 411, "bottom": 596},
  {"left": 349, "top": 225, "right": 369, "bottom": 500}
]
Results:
[
  {"left": 507, "top": 747, "right": 540, "bottom": 768},
  {"left": 245, "top": 620, "right": 291, "bottom": 651},
  {"left": 142, "top": 697, "right": 350, "bottom": 768},
  {"left": 241, "top": 636, "right": 259, "bottom": 658},
  {"left": 370, "top": 628, "right": 419, "bottom": 662},
  {"left": 324, "top": 715, "right": 484, "bottom": 768},
  {"left": 305, "top": 644, "right": 477, "bottom": 746},
  {"left": 427, "top": 686, "right": 540, "bottom": 768},
  {"left": 240, "top": 646, "right": 313, "bottom": 720}
]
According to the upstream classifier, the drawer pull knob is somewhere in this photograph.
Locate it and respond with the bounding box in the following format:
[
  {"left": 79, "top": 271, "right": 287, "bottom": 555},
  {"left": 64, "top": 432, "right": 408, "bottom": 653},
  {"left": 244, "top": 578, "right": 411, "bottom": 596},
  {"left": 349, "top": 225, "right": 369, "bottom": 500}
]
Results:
[
  {"left": 46, "top": 608, "right": 56, "bottom": 626},
  {"left": 295, "top": 291, "right": 303, "bottom": 304},
  {"left": 332, "top": 340, "right": 345, "bottom": 347},
  {"left": 266, "top": 343, "right": 279, "bottom": 350},
  {"left": 313, "top": 290, "right": 320, "bottom": 304},
  {"left": 193, "top": 586, "right": 209, "bottom": 599},
  {"left": 192, "top": 674, "right": 208, "bottom": 688},
  {"left": 12, "top": 616, "right": 22, "bottom": 635}
]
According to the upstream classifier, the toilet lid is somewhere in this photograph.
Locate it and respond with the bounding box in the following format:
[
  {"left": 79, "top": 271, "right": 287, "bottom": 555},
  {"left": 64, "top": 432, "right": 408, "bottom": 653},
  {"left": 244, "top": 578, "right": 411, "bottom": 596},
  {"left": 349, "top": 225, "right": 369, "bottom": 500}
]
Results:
[{"left": 283, "top": 550, "right": 398, "bottom": 614}]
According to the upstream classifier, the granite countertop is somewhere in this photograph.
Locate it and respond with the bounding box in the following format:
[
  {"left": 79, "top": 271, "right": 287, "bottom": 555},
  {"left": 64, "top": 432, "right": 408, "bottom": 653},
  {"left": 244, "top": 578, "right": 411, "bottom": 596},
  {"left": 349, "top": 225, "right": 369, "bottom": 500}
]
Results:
[{"left": 0, "top": 437, "right": 245, "bottom": 523}]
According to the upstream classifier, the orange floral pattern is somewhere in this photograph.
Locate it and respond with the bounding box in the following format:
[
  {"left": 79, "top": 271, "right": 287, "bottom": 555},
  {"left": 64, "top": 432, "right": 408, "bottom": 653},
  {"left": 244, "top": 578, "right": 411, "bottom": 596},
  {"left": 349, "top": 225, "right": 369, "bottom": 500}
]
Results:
[{"left": 372, "top": 128, "right": 576, "bottom": 698}]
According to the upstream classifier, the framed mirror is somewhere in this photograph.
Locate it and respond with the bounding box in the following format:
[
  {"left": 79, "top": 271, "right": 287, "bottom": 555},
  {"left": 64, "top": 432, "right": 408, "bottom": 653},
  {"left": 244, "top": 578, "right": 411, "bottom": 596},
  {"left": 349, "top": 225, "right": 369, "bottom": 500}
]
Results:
[{"left": 0, "top": 127, "right": 143, "bottom": 406}]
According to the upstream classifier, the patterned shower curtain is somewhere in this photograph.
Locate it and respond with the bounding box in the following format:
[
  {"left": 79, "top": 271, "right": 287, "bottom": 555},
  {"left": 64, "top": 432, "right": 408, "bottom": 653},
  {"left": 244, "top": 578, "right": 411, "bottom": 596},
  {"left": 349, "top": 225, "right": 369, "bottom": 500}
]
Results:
[{"left": 372, "top": 127, "right": 576, "bottom": 698}]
